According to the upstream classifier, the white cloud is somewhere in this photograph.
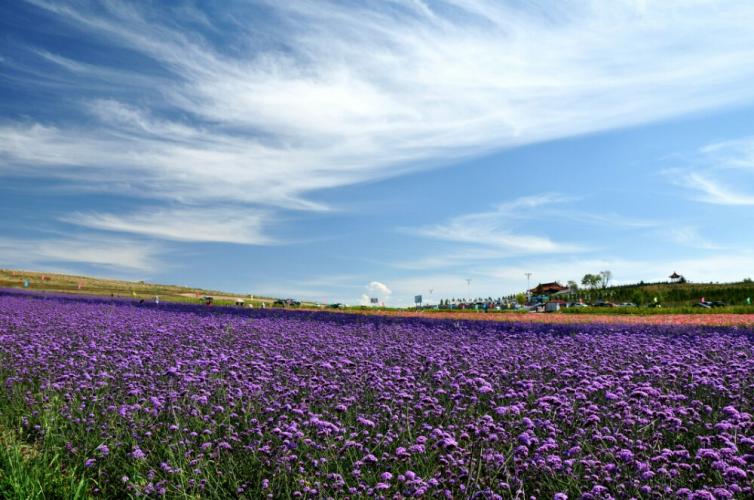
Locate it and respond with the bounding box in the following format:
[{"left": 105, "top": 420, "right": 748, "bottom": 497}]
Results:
[
  {"left": 0, "top": 235, "right": 162, "bottom": 274},
  {"left": 359, "top": 295, "right": 372, "bottom": 306},
  {"left": 368, "top": 281, "right": 392, "bottom": 296},
  {"left": 360, "top": 281, "right": 392, "bottom": 305},
  {"left": 670, "top": 136, "right": 754, "bottom": 206},
  {"left": 494, "top": 194, "right": 576, "bottom": 213},
  {"left": 678, "top": 172, "right": 754, "bottom": 206},
  {"left": 393, "top": 248, "right": 515, "bottom": 271},
  {"left": 62, "top": 208, "right": 276, "bottom": 245},
  {"left": 4, "top": 0, "right": 754, "bottom": 217},
  {"left": 662, "top": 225, "right": 723, "bottom": 250},
  {"left": 408, "top": 194, "right": 585, "bottom": 255},
  {"left": 393, "top": 190, "right": 732, "bottom": 301},
  {"left": 700, "top": 137, "right": 754, "bottom": 171},
  {"left": 396, "top": 193, "right": 676, "bottom": 272}
]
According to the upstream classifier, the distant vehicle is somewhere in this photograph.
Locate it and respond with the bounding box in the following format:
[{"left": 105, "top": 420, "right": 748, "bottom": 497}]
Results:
[
  {"left": 567, "top": 302, "right": 588, "bottom": 308},
  {"left": 618, "top": 302, "right": 637, "bottom": 307},
  {"left": 273, "top": 298, "right": 301, "bottom": 307},
  {"left": 696, "top": 300, "right": 727, "bottom": 308},
  {"left": 592, "top": 301, "right": 615, "bottom": 307}
]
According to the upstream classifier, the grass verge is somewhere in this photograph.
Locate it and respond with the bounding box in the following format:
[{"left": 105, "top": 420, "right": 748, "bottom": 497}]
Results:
[{"left": 0, "top": 424, "right": 91, "bottom": 499}]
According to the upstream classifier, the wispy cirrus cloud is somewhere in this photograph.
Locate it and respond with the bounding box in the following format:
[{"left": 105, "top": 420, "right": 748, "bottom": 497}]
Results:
[
  {"left": 61, "top": 207, "right": 276, "bottom": 245},
  {"left": 0, "top": 235, "right": 163, "bottom": 274},
  {"left": 700, "top": 137, "right": 754, "bottom": 171},
  {"left": 406, "top": 194, "right": 584, "bottom": 257},
  {"left": 2, "top": 0, "right": 754, "bottom": 246},
  {"left": 397, "top": 191, "right": 709, "bottom": 271},
  {"left": 661, "top": 225, "right": 723, "bottom": 250},
  {"left": 670, "top": 137, "right": 754, "bottom": 206},
  {"left": 677, "top": 173, "right": 754, "bottom": 206}
]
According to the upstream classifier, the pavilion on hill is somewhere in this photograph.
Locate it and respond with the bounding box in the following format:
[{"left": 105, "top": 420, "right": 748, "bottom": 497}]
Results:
[{"left": 669, "top": 271, "right": 684, "bottom": 283}]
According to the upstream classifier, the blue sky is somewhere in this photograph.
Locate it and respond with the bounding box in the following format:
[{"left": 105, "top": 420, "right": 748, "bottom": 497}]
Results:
[{"left": 3, "top": 1, "right": 754, "bottom": 305}]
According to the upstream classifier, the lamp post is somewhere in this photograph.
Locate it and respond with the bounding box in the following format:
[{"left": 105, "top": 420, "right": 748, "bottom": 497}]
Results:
[
  {"left": 525, "top": 273, "right": 532, "bottom": 296},
  {"left": 465, "top": 279, "right": 471, "bottom": 300}
]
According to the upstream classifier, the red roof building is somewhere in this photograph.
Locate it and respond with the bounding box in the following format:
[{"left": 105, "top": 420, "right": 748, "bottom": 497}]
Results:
[{"left": 529, "top": 282, "right": 568, "bottom": 295}]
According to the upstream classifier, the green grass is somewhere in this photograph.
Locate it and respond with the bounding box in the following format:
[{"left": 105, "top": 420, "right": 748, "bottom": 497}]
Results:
[
  {"left": 0, "top": 358, "right": 91, "bottom": 499},
  {"left": 0, "top": 423, "right": 92, "bottom": 499}
]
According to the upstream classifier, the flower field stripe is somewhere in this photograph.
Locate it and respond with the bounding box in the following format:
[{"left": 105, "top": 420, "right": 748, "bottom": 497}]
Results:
[{"left": 1, "top": 291, "right": 753, "bottom": 497}]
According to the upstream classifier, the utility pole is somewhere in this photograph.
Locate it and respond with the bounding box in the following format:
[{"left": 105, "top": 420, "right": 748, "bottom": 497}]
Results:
[
  {"left": 525, "top": 273, "right": 532, "bottom": 297},
  {"left": 465, "top": 279, "right": 471, "bottom": 300}
]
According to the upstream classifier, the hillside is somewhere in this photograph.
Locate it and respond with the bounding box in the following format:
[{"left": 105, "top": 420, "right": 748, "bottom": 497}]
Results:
[
  {"left": 570, "top": 279, "right": 754, "bottom": 307},
  {"left": 0, "top": 268, "right": 279, "bottom": 307}
]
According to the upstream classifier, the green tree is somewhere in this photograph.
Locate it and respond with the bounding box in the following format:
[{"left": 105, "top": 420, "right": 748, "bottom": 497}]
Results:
[
  {"left": 599, "top": 270, "right": 612, "bottom": 289},
  {"left": 581, "top": 274, "right": 601, "bottom": 290}
]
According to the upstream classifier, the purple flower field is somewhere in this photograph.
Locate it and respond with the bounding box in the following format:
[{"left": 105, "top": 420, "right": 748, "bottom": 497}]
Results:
[{"left": 1, "top": 291, "right": 753, "bottom": 498}]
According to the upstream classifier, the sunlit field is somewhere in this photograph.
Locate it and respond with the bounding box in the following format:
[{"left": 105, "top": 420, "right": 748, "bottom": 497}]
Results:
[{"left": 1, "top": 291, "right": 753, "bottom": 498}]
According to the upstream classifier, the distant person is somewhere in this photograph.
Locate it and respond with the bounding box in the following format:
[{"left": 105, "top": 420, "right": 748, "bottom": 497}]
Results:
[{"left": 154, "top": 295, "right": 160, "bottom": 305}]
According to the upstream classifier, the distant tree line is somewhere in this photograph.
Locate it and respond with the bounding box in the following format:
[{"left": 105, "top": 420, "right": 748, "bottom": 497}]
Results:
[{"left": 566, "top": 273, "right": 754, "bottom": 306}]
